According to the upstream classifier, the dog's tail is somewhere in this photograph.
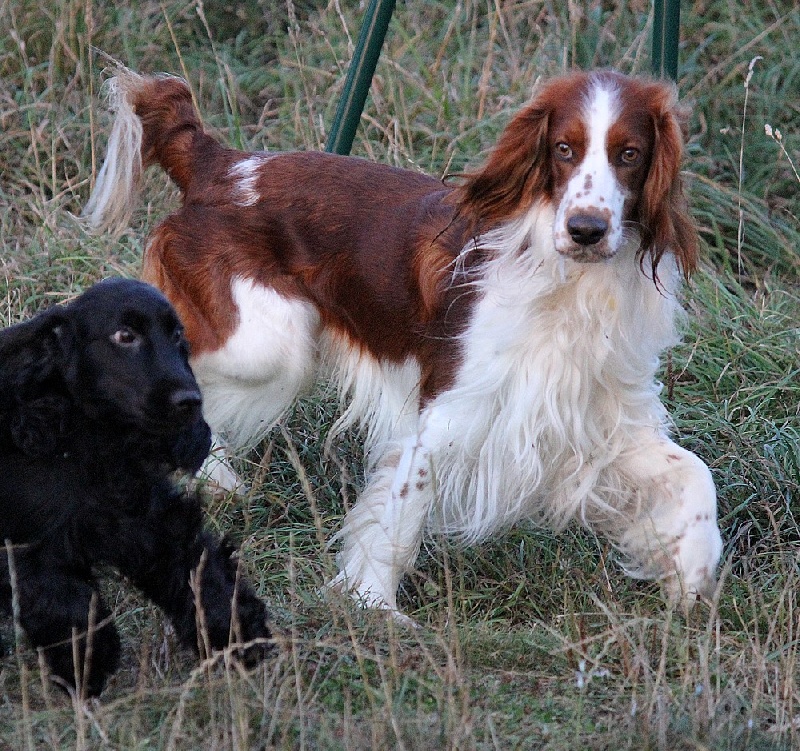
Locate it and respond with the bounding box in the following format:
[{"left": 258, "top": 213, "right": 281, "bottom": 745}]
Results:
[{"left": 82, "top": 68, "right": 211, "bottom": 235}]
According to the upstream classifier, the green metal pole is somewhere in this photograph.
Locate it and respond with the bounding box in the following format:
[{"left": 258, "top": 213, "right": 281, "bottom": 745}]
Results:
[
  {"left": 325, "top": 0, "right": 397, "bottom": 155},
  {"left": 652, "top": 0, "right": 681, "bottom": 80}
]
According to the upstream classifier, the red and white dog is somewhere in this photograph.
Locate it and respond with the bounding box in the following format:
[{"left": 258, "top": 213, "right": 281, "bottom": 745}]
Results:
[{"left": 84, "top": 69, "right": 722, "bottom": 616}]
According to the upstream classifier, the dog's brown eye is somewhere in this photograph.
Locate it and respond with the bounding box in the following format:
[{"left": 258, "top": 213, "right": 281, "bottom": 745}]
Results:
[
  {"left": 111, "top": 328, "right": 140, "bottom": 347},
  {"left": 554, "top": 142, "right": 573, "bottom": 161},
  {"left": 620, "top": 147, "right": 640, "bottom": 165}
]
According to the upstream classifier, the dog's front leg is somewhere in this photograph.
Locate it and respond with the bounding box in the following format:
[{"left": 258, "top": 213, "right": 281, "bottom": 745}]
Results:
[
  {"left": 333, "top": 421, "right": 436, "bottom": 618},
  {"left": 614, "top": 437, "right": 723, "bottom": 604},
  {"left": 10, "top": 559, "right": 120, "bottom": 697},
  {"left": 110, "top": 497, "right": 271, "bottom": 661}
]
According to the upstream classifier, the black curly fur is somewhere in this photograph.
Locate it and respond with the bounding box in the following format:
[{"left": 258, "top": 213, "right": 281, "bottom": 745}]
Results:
[{"left": 0, "top": 279, "right": 271, "bottom": 697}]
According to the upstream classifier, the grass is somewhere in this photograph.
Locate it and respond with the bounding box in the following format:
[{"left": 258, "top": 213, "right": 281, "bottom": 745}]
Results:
[{"left": 1, "top": 0, "right": 799, "bottom": 748}]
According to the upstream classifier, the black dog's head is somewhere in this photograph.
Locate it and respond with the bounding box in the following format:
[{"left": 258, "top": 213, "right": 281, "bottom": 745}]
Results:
[
  {"left": 53, "top": 279, "right": 203, "bottom": 429},
  {"left": 0, "top": 278, "right": 211, "bottom": 470}
]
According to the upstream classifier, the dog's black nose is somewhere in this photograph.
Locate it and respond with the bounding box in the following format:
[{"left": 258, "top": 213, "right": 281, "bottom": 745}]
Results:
[
  {"left": 567, "top": 214, "right": 608, "bottom": 246},
  {"left": 169, "top": 388, "right": 202, "bottom": 414}
]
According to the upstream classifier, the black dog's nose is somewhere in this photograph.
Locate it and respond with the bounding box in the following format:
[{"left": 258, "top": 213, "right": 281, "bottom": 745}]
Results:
[
  {"left": 169, "top": 388, "right": 202, "bottom": 414},
  {"left": 567, "top": 214, "right": 609, "bottom": 246}
]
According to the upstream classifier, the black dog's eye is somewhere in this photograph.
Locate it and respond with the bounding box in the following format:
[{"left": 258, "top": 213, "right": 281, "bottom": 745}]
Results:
[
  {"left": 172, "top": 328, "right": 184, "bottom": 346},
  {"left": 111, "top": 328, "right": 141, "bottom": 348}
]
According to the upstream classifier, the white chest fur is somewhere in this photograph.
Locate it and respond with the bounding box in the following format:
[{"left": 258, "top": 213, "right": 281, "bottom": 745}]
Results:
[{"left": 418, "top": 207, "right": 682, "bottom": 539}]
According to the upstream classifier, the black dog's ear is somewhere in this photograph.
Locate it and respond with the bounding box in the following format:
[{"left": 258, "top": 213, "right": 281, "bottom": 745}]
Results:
[
  {"left": 0, "top": 309, "right": 78, "bottom": 456},
  {"left": 48, "top": 314, "right": 80, "bottom": 387},
  {"left": 0, "top": 309, "right": 72, "bottom": 397}
]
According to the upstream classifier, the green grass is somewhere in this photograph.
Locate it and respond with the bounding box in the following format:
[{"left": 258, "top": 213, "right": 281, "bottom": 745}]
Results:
[{"left": 1, "top": 0, "right": 799, "bottom": 748}]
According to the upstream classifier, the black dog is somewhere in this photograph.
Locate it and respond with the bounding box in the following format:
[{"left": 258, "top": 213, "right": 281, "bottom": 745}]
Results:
[{"left": 0, "top": 278, "right": 271, "bottom": 697}]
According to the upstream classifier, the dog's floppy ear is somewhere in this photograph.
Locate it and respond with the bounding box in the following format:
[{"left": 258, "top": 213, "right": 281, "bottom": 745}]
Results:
[
  {"left": 0, "top": 308, "right": 74, "bottom": 395},
  {"left": 638, "top": 81, "right": 699, "bottom": 279},
  {"left": 0, "top": 308, "right": 77, "bottom": 456},
  {"left": 452, "top": 102, "right": 552, "bottom": 230}
]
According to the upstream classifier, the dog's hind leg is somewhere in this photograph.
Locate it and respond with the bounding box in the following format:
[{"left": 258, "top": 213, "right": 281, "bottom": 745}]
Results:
[
  {"left": 197, "top": 434, "right": 246, "bottom": 494},
  {"left": 9, "top": 556, "right": 120, "bottom": 697},
  {"left": 189, "top": 281, "right": 321, "bottom": 489},
  {"left": 191, "top": 281, "right": 320, "bottom": 446}
]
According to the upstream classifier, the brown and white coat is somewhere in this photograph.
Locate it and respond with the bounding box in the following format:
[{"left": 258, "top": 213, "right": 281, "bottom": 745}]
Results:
[{"left": 84, "top": 69, "right": 722, "bottom": 618}]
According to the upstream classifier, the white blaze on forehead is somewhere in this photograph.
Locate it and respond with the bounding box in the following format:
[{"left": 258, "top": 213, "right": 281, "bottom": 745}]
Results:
[
  {"left": 554, "top": 79, "right": 628, "bottom": 256},
  {"left": 582, "top": 82, "right": 625, "bottom": 212},
  {"left": 584, "top": 83, "right": 619, "bottom": 156}
]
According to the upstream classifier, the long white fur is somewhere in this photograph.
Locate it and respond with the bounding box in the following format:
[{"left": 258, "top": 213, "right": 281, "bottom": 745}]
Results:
[
  {"left": 430, "top": 205, "right": 670, "bottom": 537},
  {"left": 82, "top": 72, "right": 145, "bottom": 234},
  {"left": 331, "top": 199, "right": 720, "bottom": 610},
  {"left": 322, "top": 346, "right": 421, "bottom": 467}
]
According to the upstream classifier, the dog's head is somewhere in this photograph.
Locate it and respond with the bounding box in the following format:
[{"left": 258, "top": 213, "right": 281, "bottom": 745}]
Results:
[
  {"left": 453, "top": 70, "right": 698, "bottom": 278},
  {"left": 57, "top": 278, "right": 205, "bottom": 431},
  {"left": 1, "top": 279, "right": 209, "bottom": 458}
]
